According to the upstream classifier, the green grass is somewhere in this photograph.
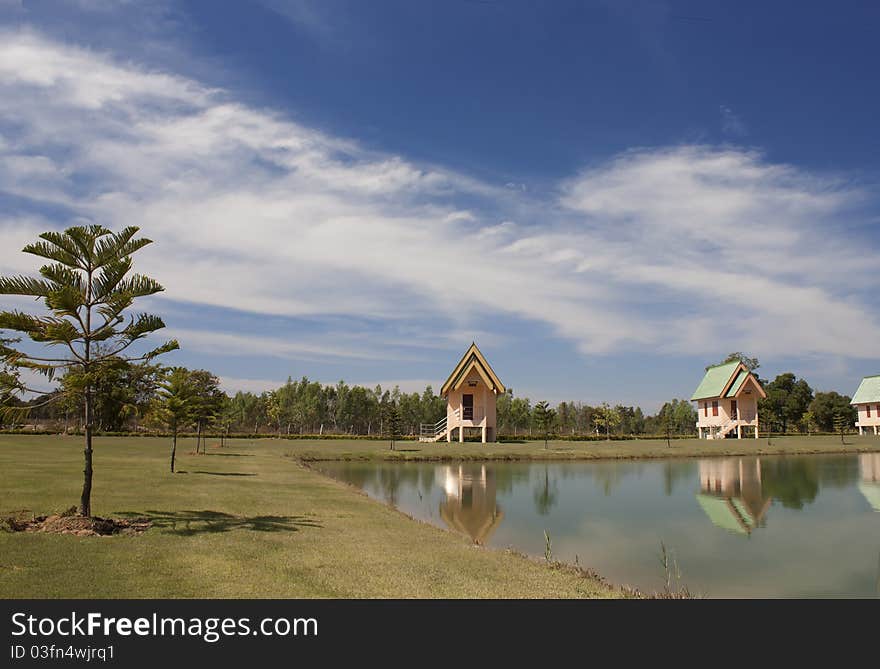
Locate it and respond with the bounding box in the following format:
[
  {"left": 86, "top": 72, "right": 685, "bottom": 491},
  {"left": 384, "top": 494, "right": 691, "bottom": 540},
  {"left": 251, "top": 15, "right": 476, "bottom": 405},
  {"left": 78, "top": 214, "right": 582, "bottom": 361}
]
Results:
[
  {"left": 0, "top": 435, "right": 621, "bottom": 599},
  {"left": 282, "top": 433, "right": 880, "bottom": 461}
]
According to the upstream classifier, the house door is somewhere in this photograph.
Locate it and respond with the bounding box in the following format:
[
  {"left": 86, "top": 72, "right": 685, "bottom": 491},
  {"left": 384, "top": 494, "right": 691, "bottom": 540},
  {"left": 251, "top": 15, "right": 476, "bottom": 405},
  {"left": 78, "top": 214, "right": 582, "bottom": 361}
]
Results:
[
  {"left": 462, "top": 394, "right": 474, "bottom": 420},
  {"left": 730, "top": 400, "right": 738, "bottom": 420}
]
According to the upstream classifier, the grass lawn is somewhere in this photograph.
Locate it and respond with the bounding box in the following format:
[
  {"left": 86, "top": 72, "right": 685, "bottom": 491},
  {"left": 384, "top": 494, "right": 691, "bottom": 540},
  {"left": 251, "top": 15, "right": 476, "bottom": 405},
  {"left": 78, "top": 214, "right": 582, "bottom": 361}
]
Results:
[
  {"left": 0, "top": 435, "right": 622, "bottom": 599},
  {"left": 281, "top": 433, "right": 880, "bottom": 461}
]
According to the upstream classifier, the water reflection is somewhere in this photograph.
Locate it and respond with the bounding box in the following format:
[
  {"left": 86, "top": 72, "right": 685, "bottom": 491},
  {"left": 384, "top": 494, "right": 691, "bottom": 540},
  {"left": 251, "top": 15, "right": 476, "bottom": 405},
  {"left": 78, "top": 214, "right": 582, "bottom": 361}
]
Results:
[
  {"left": 696, "top": 458, "right": 771, "bottom": 535},
  {"left": 316, "top": 452, "right": 880, "bottom": 596},
  {"left": 437, "top": 464, "right": 504, "bottom": 544},
  {"left": 860, "top": 453, "right": 880, "bottom": 512}
]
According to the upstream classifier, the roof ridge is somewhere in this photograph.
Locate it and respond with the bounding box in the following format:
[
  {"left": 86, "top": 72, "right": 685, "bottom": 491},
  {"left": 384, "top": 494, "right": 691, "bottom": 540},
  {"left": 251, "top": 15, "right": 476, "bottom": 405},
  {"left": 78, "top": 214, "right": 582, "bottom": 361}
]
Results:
[{"left": 706, "top": 360, "right": 740, "bottom": 369}]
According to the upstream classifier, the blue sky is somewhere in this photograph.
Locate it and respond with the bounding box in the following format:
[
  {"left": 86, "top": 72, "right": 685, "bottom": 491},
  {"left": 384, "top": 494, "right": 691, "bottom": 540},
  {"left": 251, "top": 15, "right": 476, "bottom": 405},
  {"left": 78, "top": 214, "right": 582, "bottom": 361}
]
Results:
[{"left": 0, "top": 0, "right": 878, "bottom": 410}]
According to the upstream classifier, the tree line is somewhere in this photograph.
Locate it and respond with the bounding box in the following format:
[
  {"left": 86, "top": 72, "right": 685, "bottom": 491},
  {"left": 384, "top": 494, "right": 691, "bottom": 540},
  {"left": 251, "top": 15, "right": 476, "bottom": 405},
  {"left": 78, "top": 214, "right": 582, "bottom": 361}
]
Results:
[
  {"left": 9, "top": 353, "right": 863, "bottom": 442},
  {"left": 15, "top": 364, "right": 698, "bottom": 440}
]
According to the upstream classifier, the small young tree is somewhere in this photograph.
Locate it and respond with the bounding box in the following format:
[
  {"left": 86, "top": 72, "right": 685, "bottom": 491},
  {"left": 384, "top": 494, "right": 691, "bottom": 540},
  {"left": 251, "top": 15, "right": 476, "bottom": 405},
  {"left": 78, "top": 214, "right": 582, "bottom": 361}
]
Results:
[
  {"left": 187, "top": 369, "right": 224, "bottom": 453},
  {"left": 660, "top": 408, "right": 672, "bottom": 448},
  {"left": 593, "top": 402, "right": 621, "bottom": 441},
  {"left": 148, "top": 367, "right": 196, "bottom": 473},
  {"left": 0, "top": 225, "right": 178, "bottom": 516},
  {"left": 833, "top": 408, "right": 849, "bottom": 446},
  {"left": 533, "top": 400, "right": 556, "bottom": 449},
  {"left": 383, "top": 402, "right": 402, "bottom": 450}
]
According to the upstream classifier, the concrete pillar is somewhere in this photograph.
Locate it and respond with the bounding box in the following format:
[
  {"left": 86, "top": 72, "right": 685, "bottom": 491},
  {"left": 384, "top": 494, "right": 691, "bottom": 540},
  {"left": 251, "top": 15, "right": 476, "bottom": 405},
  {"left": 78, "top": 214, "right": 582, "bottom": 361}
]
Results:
[
  {"left": 481, "top": 425, "right": 486, "bottom": 443},
  {"left": 698, "top": 426, "right": 703, "bottom": 439},
  {"left": 737, "top": 424, "right": 742, "bottom": 439},
  {"left": 858, "top": 425, "right": 863, "bottom": 435},
  {"left": 874, "top": 425, "right": 878, "bottom": 436},
  {"left": 754, "top": 415, "right": 759, "bottom": 439}
]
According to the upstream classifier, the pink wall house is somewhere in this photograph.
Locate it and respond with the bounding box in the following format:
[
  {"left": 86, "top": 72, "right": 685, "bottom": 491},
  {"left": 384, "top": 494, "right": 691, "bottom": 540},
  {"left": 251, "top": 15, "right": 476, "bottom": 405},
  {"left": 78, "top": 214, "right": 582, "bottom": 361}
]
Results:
[
  {"left": 420, "top": 343, "right": 505, "bottom": 443},
  {"left": 851, "top": 375, "right": 880, "bottom": 436},
  {"left": 691, "top": 361, "right": 766, "bottom": 440}
]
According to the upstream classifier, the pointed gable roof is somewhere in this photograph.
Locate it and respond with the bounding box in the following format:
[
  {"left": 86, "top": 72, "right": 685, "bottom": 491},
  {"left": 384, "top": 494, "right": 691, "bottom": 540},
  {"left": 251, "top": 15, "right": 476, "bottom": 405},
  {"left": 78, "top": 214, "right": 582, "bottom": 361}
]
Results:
[
  {"left": 440, "top": 343, "right": 505, "bottom": 397},
  {"left": 851, "top": 375, "right": 880, "bottom": 405},
  {"left": 691, "top": 361, "right": 766, "bottom": 401}
]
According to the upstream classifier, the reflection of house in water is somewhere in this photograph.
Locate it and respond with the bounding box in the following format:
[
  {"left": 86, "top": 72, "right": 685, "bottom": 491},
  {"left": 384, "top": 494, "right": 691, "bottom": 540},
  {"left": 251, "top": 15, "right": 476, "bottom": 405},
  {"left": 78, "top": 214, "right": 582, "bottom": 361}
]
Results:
[
  {"left": 859, "top": 453, "right": 880, "bottom": 512},
  {"left": 437, "top": 464, "right": 503, "bottom": 544},
  {"left": 696, "top": 458, "right": 771, "bottom": 535}
]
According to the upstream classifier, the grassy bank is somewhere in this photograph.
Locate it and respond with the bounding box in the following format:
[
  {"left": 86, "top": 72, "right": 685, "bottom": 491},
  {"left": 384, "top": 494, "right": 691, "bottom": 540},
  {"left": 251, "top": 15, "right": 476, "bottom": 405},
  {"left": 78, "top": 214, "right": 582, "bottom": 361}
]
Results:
[
  {"left": 282, "top": 433, "right": 880, "bottom": 461},
  {"left": 0, "top": 435, "right": 621, "bottom": 598}
]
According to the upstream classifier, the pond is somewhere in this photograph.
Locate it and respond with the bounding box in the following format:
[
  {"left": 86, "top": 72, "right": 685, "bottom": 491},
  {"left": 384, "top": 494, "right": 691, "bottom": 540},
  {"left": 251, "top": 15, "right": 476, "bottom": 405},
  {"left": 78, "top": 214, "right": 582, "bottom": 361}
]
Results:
[{"left": 315, "top": 453, "right": 880, "bottom": 597}]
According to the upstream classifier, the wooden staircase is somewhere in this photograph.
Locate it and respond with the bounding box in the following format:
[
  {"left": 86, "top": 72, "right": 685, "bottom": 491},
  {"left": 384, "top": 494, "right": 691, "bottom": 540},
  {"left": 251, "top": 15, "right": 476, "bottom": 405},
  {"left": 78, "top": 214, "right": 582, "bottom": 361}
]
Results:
[{"left": 419, "top": 416, "right": 448, "bottom": 442}]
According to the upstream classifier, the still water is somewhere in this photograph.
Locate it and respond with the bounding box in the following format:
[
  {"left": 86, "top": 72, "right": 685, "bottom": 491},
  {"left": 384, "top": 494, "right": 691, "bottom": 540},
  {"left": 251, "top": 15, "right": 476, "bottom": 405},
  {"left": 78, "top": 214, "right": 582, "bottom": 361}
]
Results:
[{"left": 316, "top": 453, "right": 880, "bottom": 597}]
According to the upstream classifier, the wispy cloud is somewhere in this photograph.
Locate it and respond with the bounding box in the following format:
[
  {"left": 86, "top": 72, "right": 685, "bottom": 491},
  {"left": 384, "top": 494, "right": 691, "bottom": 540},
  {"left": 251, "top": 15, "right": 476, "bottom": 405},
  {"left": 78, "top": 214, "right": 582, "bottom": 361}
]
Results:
[
  {"left": 720, "top": 104, "right": 748, "bottom": 136},
  {"left": 0, "top": 30, "right": 878, "bottom": 379}
]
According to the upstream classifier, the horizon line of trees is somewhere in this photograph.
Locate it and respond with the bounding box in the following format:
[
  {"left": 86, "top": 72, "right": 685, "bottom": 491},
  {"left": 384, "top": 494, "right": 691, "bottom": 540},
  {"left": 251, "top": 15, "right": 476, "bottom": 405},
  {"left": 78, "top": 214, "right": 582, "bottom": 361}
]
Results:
[{"left": 5, "top": 357, "right": 861, "bottom": 439}]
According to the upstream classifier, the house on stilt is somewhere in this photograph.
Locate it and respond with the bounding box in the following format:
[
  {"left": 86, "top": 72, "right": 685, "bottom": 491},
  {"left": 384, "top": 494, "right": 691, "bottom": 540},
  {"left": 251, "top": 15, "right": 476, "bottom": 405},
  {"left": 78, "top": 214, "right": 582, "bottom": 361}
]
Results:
[
  {"left": 691, "top": 361, "right": 765, "bottom": 439},
  {"left": 851, "top": 375, "right": 880, "bottom": 436},
  {"left": 420, "top": 342, "right": 505, "bottom": 443}
]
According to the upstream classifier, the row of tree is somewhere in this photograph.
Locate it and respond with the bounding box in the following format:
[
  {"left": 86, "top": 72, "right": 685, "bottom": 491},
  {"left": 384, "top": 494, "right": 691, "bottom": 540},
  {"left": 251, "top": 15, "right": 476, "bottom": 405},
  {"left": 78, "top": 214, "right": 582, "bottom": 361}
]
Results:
[{"left": 12, "top": 359, "right": 862, "bottom": 442}]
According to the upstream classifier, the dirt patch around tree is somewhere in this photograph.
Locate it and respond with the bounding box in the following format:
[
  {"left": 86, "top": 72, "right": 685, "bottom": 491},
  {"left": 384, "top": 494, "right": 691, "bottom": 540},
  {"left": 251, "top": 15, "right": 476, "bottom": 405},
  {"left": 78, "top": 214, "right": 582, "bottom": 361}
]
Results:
[{"left": 2, "top": 507, "right": 151, "bottom": 537}]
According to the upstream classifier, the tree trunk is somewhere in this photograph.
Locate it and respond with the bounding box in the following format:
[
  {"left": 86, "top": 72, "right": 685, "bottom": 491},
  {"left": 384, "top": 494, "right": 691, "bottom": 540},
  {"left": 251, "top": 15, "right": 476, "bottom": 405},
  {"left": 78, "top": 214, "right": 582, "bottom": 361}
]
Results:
[
  {"left": 197, "top": 420, "right": 202, "bottom": 454},
  {"left": 170, "top": 430, "right": 177, "bottom": 473},
  {"left": 80, "top": 386, "right": 93, "bottom": 517}
]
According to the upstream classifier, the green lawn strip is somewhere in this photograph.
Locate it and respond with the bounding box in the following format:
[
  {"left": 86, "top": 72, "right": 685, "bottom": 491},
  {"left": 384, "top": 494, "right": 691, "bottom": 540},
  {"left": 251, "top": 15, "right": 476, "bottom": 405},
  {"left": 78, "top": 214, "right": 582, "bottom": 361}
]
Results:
[
  {"left": 0, "top": 435, "right": 621, "bottom": 598},
  {"left": 279, "top": 434, "right": 880, "bottom": 462}
]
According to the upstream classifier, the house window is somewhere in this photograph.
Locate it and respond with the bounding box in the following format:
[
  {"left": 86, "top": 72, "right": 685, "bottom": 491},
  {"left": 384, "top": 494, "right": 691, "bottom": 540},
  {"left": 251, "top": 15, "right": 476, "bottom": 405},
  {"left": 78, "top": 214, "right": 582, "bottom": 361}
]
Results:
[
  {"left": 712, "top": 401, "right": 719, "bottom": 417},
  {"left": 868, "top": 405, "right": 873, "bottom": 418},
  {"left": 704, "top": 402, "right": 708, "bottom": 417}
]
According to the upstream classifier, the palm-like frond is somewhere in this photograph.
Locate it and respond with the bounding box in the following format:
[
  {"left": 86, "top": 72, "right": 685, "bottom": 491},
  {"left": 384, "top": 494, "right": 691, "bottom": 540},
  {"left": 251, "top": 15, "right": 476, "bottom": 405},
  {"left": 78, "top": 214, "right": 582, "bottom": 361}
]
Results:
[
  {"left": 96, "top": 292, "right": 134, "bottom": 321},
  {"left": 35, "top": 319, "right": 81, "bottom": 345},
  {"left": 23, "top": 234, "right": 82, "bottom": 268},
  {"left": 92, "top": 257, "right": 133, "bottom": 300},
  {"left": 40, "top": 263, "right": 84, "bottom": 291},
  {"left": 114, "top": 274, "right": 164, "bottom": 299},
  {"left": 141, "top": 339, "right": 180, "bottom": 361},
  {"left": 120, "top": 313, "right": 167, "bottom": 341},
  {"left": 44, "top": 284, "right": 86, "bottom": 316},
  {"left": 0, "top": 310, "right": 58, "bottom": 335},
  {"left": 0, "top": 275, "right": 56, "bottom": 297},
  {"left": 94, "top": 226, "right": 152, "bottom": 267},
  {"left": 60, "top": 225, "right": 106, "bottom": 266}
]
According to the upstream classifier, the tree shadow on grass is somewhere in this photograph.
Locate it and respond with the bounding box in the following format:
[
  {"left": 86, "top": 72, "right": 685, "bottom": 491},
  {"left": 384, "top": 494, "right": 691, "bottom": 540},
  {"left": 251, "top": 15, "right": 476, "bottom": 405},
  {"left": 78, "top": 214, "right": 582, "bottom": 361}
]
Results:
[
  {"left": 203, "top": 453, "right": 255, "bottom": 457},
  {"left": 189, "top": 471, "right": 257, "bottom": 477},
  {"left": 117, "top": 510, "right": 321, "bottom": 536}
]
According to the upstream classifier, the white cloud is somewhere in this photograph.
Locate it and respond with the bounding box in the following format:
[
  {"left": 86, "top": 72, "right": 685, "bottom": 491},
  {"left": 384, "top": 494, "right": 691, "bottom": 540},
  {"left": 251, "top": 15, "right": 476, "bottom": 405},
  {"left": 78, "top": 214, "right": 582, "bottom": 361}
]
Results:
[{"left": 0, "top": 30, "right": 878, "bottom": 370}]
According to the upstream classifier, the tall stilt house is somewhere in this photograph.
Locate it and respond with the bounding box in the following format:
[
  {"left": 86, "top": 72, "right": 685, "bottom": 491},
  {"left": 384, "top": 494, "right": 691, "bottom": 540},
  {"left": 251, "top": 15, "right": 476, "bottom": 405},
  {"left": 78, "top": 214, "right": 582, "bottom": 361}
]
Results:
[
  {"left": 691, "top": 361, "right": 765, "bottom": 439},
  {"left": 420, "top": 343, "right": 505, "bottom": 443},
  {"left": 851, "top": 375, "right": 880, "bottom": 436}
]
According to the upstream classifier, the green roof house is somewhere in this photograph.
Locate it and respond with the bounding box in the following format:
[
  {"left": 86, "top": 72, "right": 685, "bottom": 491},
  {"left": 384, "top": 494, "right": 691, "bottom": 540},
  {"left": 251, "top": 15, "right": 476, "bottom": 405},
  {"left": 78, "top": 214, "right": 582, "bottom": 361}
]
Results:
[
  {"left": 691, "top": 361, "right": 766, "bottom": 439},
  {"left": 851, "top": 375, "right": 880, "bottom": 436}
]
